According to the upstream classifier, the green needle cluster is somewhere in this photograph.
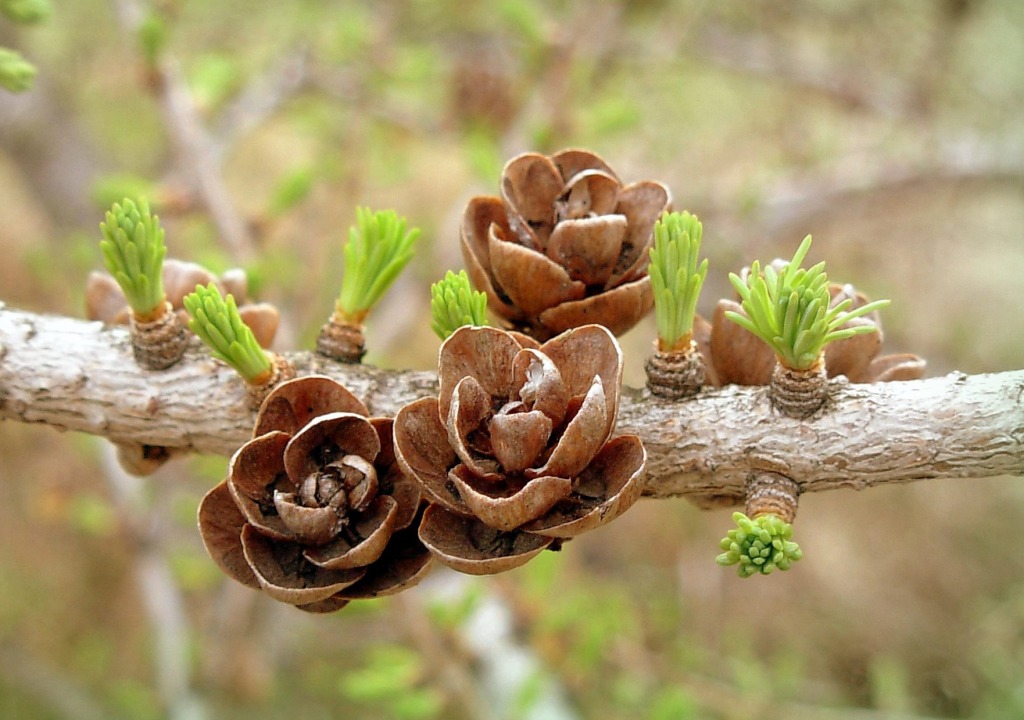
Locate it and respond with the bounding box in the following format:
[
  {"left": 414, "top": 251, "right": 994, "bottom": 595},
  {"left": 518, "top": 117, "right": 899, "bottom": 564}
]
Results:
[
  {"left": 725, "top": 235, "right": 889, "bottom": 371},
  {"left": 649, "top": 211, "right": 708, "bottom": 352},
  {"left": 99, "top": 198, "right": 167, "bottom": 319},
  {"left": 430, "top": 270, "right": 489, "bottom": 339},
  {"left": 716, "top": 511, "right": 803, "bottom": 578},
  {"left": 336, "top": 207, "right": 419, "bottom": 324},
  {"left": 183, "top": 283, "right": 272, "bottom": 383}
]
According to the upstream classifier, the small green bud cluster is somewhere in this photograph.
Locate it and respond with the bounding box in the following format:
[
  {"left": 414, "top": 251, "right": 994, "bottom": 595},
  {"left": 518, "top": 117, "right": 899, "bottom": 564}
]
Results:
[
  {"left": 183, "top": 283, "right": 271, "bottom": 383},
  {"left": 716, "top": 511, "right": 803, "bottom": 577},
  {"left": 99, "top": 198, "right": 167, "bottom": 318},
  {"left": 649, "top": 211, "right": 708, "bottom": 352},
  {"left": 430, "top": 270, "right": 488, "bottom": 339},
  {"left": 725, "top": 235, "right": 888, "bottom": 370}
]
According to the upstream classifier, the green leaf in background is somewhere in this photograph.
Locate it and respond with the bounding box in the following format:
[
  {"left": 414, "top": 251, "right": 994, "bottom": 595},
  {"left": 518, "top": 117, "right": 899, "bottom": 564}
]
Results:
[
  {"left": 187, "top": 53, "right": 240, "bottom": 111},
  {"left": 339, "top": 645, "right": 443, "bottom": 720},
  {"left": 648, "top": 686, "right": 698, "bottom": 720},
  {"left": 67, "top": 494, "right": 116, "bottom": 537},
  {"left": 0, "top": 0, "right": 50, "bottom": 24},
  {"left": 0, "top": 47, "right": 36, "bottom": 92},
  {"left": 463, "top": 126, "right": 504, "bottom": 184},
  {"left": 91, "top": 174, "right": 158, "bottom": 212},
  {"left": 496, "top": 0, "right": 546, "bottom": 44},
  {"left": 109, "top": 680, "right": 161, "bottom": 720},
  {"left": 137, "top": 10, "right": 168, "bottom": 67},
  {"left": 268, "top": 165, "right": 315, "bottom": 217}
]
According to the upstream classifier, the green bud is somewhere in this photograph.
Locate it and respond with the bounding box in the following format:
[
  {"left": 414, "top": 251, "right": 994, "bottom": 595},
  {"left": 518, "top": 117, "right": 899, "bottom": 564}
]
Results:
[
  {"left": 183, "top": 283, "right": 271, "bottom": 383},
  {"left": 430, "top": 269, "right": 489, "bottom": 339},
  {"left": 649, "top": 211, "right": 708, "bottom": 352},
  {"left": 99, "top": 198, "right": 167, "bottom": 317},
  {"left": 716, "top": 512, "right": 803, "bottom": 578}
]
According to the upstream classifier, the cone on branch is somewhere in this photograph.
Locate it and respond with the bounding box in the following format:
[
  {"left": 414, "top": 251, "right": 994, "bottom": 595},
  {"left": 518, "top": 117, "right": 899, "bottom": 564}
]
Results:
[
  {"left": 393, "top": 324, "right": 646, "bottom": 575},
  {"left": 461, "top": 149, "right": 670, "bottom": 340},
  {"left": 198, "top": 376, "right": 432, "bottom": 613}
]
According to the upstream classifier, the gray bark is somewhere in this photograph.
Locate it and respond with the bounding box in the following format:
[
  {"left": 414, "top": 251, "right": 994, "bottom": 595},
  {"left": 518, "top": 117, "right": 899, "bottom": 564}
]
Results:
[{"left": 1, "top": 304, "right": 1021, "bottom": 500}]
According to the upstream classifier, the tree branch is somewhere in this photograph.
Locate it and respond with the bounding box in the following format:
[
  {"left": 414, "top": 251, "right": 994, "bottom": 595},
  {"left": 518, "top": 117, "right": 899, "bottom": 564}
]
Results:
[{"left": 1, "top": 305, "right": 1021, "bottom": 501}]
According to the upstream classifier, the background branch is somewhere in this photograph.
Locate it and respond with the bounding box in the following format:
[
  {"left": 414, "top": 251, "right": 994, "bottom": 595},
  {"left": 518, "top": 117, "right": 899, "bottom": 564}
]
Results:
[{"left": 1, "top": 305, "right": 1020, "bottom": 501}]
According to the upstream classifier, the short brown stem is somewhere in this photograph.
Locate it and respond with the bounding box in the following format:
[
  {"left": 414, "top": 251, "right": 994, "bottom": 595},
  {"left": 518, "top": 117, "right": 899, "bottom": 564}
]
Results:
[
  {"left": 745, "top": 471, "right": 799, "bottom": 523},
  {"left": 645, "top": 340, "right": 706, "bottom": 399},
  {"left": 129, "top": 301, "right": 189, "bottom": 370},
  {"left": 769, "top": 357, "right": 828, "bottom": 418},
  {"left": 245, "top": 353, "right": 296, "bottom": 410},
  {"left": 316, "top": 317, "right": 366, "bottom": 364}
]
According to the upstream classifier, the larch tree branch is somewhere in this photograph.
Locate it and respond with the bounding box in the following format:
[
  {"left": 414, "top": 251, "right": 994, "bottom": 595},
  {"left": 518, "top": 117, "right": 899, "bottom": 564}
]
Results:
[{"left": 2, "top": 304, "right": 1021, "bottom": 500}]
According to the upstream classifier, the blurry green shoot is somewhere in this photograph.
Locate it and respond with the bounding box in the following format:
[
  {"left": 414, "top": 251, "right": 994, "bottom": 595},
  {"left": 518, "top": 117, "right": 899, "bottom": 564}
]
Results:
[
  {"left": 183, "top": 283, "right": 272, "bottom": 383},
  {"left": 725, "top": 235, "right": 889, "bottom": 371},
  {"left": 716, "top": 511, "right": 803, "bottom": 578},
  {"left": 335, "top": 207, "right": 419, "bottom": 324},
  {"left": 0, "top": 0, "right": 50, "bottom": 93},
  {"left": 430, "top": 270, "right": 488, "bottom": 340},
  {"left": 99, "top": 198, "right": 167, "bottom": 319},
  {"left": 0, "top": 0, "right": 51, "bottom": 24},
  {"left": 649, "top": 211, "right": 708, "bottom": 352},
  {"left": 0, "top": 47, "right": 36, "bottom": 92},
  {"left": 137, "top": 10, "right": 168, "bottom": 67}
]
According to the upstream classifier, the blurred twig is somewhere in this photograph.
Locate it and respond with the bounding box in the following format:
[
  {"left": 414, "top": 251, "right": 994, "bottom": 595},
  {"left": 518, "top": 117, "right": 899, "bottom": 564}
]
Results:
[
  {"left": 759, "top": 153, "right": 1024, "bottom": 236},
  {"left": 396, "top": 591, "right": 499, "bottom": 720},
  {"left": 0, "top": 642, "right": 111, "bottom": 720},
  {"left": 209, "top": 47, "right": 310, "bottom": 163},
  {"left": 0, "top": 24, "right": 102, "bottom": 233},
  {"left": 612, "top": 637, "right": 945, "bottom": 720},
  {"left": 411, "top": 575, "right": 580, "bottom": 720},
  {"left": 110, "top": 0, "right": 256, "bottom": 262},
  {"left": 99, "top": 442, "right": 209, "bottom": 720},
  {"left": 693, "top": 25, "right": 909, "bottom": 117}
]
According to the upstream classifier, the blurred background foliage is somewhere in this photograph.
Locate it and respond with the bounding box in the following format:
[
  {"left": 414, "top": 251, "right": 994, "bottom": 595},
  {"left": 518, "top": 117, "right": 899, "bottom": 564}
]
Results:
[{"left": 1, "top": 0, "right": 1023, "bottom": 718}]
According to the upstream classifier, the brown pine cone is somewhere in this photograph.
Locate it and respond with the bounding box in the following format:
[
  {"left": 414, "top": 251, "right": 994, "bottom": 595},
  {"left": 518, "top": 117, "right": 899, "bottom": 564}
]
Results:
[
  {"left": 198, "top": 376, "right": 431, "bottom": 613},
  {"left": 393, "top": 324, "right": 646, "bottom": 575},
  {"left": 461, "top": 149, "right": 671, "bottom": 340}
]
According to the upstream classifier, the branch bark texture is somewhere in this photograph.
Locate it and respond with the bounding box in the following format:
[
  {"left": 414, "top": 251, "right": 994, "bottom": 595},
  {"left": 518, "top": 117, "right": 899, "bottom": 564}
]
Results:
[{"left": 1, "top": 305, "right": 1021, "bottom": 501}]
